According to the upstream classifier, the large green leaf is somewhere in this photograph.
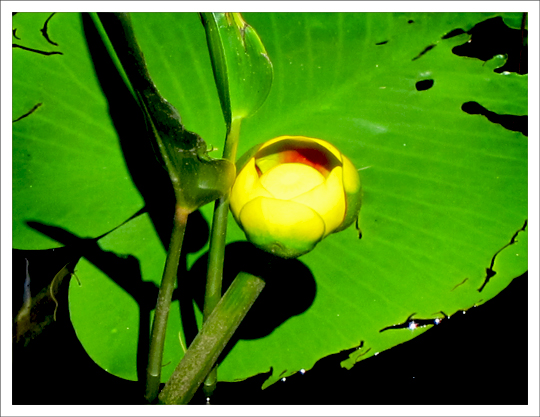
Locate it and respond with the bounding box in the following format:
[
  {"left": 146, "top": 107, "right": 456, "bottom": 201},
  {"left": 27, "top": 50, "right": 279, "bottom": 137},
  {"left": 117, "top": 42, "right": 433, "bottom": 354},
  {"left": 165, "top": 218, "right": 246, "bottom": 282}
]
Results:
[
  {"left": 12, "top": 13, "right": 145, "bottom": 249},
  {"left": 67, "top": 212, "right": 186, "bottom": 382},
  {"left": 13, "top": 13, "right": 527, "bottom": 390},
  {"left": 221, "top": 12, "right": 527, "bottom": 387}
]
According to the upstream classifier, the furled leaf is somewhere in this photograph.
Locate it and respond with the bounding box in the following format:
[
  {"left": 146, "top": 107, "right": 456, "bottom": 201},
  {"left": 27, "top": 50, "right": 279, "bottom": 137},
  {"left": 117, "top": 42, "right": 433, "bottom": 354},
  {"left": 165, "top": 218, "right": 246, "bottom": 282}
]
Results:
[
  {"left": 96, "top": 13, "right": 235, "bottom": 213},
  {"left": 200, "top": 12, "right": 273, "bottom": 129}
]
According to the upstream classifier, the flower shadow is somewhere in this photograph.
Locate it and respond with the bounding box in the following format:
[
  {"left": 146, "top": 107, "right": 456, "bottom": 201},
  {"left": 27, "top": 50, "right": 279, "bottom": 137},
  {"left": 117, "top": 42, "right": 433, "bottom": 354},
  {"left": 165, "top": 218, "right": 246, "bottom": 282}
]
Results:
[{"left": 188, "top": 241, "right": 317, "bottom": 341}]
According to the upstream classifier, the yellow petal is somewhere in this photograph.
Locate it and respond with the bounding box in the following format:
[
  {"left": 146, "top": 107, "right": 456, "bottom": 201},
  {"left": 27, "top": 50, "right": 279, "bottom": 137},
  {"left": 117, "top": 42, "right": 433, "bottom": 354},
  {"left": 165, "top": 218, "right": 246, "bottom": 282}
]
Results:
[
  {"left": 260, "top": 163, "right": 325, "bottom": 200},
  {"left": 230, "top": 158, "right": 272, "bottom": 220},
  {"left": 335, "top": 155, "right": 362, "bottom": 233},
  {"left": 292, "top": 166, "right": 346, "bottom": 236},
  {"left": 239, "top": 197, "right": 325, "bottom": 258},
  {"left": 342, "top": 155, "right": 361, "bottom": 194}
]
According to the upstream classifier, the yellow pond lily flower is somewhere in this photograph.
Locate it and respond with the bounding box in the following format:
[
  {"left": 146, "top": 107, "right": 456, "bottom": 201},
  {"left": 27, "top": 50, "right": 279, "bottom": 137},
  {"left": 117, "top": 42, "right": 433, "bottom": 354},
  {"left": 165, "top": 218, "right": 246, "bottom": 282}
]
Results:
[{"left": 230, "top": 136, "right": 362, "bottom": 258}]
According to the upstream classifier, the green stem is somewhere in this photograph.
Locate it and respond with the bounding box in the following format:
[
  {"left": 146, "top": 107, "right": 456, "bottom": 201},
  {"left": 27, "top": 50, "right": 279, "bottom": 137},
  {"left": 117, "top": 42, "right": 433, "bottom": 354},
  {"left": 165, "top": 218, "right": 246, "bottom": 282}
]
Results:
[
  {"left": 145, "top": 206, "right": 189, "bottom": 403},
  {"left": 202, "top": 118, "right": 242, "bottom": 396},
  {"left": 158, "top": 272, "right": 265, "bottom": 405}
]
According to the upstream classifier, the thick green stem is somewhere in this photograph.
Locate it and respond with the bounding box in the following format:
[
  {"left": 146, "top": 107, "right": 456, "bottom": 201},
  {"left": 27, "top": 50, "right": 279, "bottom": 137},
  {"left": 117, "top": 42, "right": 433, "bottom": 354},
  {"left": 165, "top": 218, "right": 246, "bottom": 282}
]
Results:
[
  {"left": 202, "top": 118, "right": 242, "bottom": 396},
  {"left": 203, "top": 119, "right": 241, "bottom": 319},
  {"left": 158, "top": 272, "right": 265, "bottom": 405},
  {"left": 145, "top": 206, "right": 189, "bottom": 403}
]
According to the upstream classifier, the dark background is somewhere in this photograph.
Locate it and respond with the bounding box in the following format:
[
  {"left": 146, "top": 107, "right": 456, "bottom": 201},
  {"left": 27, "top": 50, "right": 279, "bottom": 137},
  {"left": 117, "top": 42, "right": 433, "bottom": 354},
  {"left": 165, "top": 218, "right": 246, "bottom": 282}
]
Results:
[
  {"left": 11, "top": 15, "right": 529, "bottom": 406},
  {"left": 12, "top": 247, "right": 529, "bottom": 405}
]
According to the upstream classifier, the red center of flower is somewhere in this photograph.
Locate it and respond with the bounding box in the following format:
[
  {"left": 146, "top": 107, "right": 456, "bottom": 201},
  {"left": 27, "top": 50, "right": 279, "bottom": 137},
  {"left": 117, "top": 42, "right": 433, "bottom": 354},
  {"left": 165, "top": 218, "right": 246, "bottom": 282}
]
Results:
[
  {"left": 279, "top": 148, "right": 330, "bottom": 176},
  {"left": 255, "top": 139, "right": 341, "bottom": 178}
]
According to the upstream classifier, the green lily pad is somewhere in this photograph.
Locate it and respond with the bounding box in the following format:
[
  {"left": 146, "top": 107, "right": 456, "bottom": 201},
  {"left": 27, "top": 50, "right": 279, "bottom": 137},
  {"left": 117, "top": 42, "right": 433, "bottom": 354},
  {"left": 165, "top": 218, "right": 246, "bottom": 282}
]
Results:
[
  {"left": 215, "top": 12, "right": 527, "bottom": 387},
  {"left": 12, "top": 13, "right": 145, "bottom": 249},
  {"left": 13, "top": 12, "right": 527, "bottom": 391},
  {"left": 67, "top": 212, "right": 184, "bottom": 382}
]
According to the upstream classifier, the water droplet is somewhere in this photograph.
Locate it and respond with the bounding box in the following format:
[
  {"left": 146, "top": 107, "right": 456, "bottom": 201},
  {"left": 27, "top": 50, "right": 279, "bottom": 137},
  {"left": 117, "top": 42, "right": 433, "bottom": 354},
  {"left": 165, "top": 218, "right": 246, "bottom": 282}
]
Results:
[
  {"left": 408, "top": 321, "right": 418, "bottom": 330},
  {"left": 299, "top": 369, "right": 306, "bottom": 375},
  {"left": 206, "top": 397, "right": 211, "bottom": 405},
  {"left": 374, "top": 352, "right": 379, "bottom": 356},
  {"left": 281, "top": 377, "right": 287, "bottom": 382}
]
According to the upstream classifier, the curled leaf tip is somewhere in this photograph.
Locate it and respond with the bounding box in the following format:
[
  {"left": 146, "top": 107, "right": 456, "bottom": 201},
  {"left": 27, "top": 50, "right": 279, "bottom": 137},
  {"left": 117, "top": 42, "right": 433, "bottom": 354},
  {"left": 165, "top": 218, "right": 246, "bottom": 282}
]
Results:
[{"left": 201, "top": 12, "right": 273, "bottom": 128}]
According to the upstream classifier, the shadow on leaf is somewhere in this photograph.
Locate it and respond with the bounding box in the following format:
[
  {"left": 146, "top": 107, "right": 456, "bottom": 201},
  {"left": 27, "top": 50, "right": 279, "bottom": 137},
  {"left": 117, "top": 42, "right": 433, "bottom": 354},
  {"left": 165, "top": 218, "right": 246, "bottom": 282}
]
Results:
[
  {"left": 25, "top": 217, "right": 206, "bottom": 385},
  {"left": 81, "top": 13, "right": 212, "bottom": 253},
  {"left": 189, "top": 241, "right": 317, "bottom": 341},
  {"left": 26, "top": 221, "right": 155, "bottom": 385}
]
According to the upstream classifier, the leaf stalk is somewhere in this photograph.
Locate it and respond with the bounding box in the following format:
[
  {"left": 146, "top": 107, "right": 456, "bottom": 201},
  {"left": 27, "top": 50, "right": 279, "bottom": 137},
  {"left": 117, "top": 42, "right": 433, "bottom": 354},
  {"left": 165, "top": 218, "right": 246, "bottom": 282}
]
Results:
[
  {"left": 145, "top": 205, "right": 189, "bottom": 403},
  {"left": 158, "top": 272, "right": 265, "bottom": 405},
  {"left": 202, "top": 117, "right": 242, "bottom": 396}
]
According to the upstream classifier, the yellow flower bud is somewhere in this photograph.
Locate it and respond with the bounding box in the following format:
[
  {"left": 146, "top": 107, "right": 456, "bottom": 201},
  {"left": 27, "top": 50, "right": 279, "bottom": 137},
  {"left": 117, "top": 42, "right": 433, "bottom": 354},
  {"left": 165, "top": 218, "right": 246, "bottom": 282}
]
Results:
[{"left": 230, "top": 136, "right": 362, "bottom": 258}]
